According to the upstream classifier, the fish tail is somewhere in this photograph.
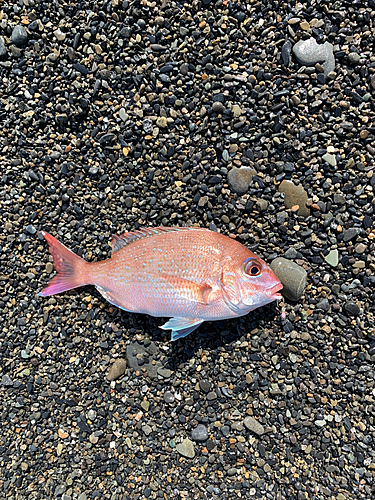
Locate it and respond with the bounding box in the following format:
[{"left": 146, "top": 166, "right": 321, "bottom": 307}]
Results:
[{"left": 38, "top": 231, "right": 90, "bottom": 296}]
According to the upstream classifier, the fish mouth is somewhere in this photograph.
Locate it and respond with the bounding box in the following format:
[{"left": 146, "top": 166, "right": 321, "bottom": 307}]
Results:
[{"left": 266, "top": 283, "right": 283, "bottom": 299}]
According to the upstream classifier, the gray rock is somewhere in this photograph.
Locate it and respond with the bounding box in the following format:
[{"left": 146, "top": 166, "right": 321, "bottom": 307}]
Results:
[
  {"left": 343, "top": 228, "right": 359, "bottom": 242},
  {"left": 11, "top": 25, "right": 28, "bottom": 47},
  {"left": 176, "top": 438, "right": 195, "bottom": 458},
  {"left": 282, "top": 40, "right": 292, "bottom": 66},
  {"left": 348, "top": 52, "right": 360, "bottom": 65},
  {"left": 163, "top": 391, "right": 175, "bottom": 403},
  {"left": 271, "top": 257, "right": 307, "bottom": 302},
  {"left": 106, "top": 358, "right": 127, "bottom": 381},
  {"left": 1, "top": 374, "right": 13, "bottom": 386},
  {"left": 344, "top": 302, "right": 360, "bottom": 316},
  {"left": 292, "top": 38, "right": 335, "bottom": 76},
  {"left": 0, "top": 37, "right": 7, "bottom": 58},
  {"left": 227, "top": 167, "right": 256, "bottom": 195},
  {"left": 244, "top": 416, "right": 265, "bottom": 436},
  {"left": 191, "top": 424, "right": 208, "bottom": 442},
  {"left": 316, "top": 299, "right": 330, "bottom": 311},
  {"left": 284, "top": 247, "right": 302, "bottom": 260}
]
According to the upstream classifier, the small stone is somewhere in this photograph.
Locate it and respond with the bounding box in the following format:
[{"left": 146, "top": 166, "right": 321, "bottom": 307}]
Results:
[
  {"left": 54, "top": 29, "right": 66, "bottom": 41},
  {"left": 300, "top": 21, "right": 310, "bottom": 30},
  {"left": 355, "top": 243, "right": 366, "bottom": 254},
  {"left": 176, "top": 438, "right": 195, "bottom": 458},
  {"left": 281, "top": 40, "right": 292, "bottom": 66},
  {"left": 107, "top": 358, "right": 127, "bottom": 381},
  {"left": 279, "top": 180, "right": 309, "bottom": 217},
  {"left": 344, "top": 302, "right": 360, "bottom": 316},
  {"left": 119, "top": 108, "right": 127, "bottom": 121},
  {"left": 227, "top": 167, "right": 256, "bottom": 195},
  {"left": 343, "top": 228, "right": 359, "bottom": 242},
  {"left": 11, "top": 25, "right": 28, "bottom": 47},
  {"left": 142, "top": 424, "right": 152, "bottom": 436},
  {"left": 348, "top": 52, "right": 360, "bottom": 65},
  {"left": 212, "top": 101, "right": 224, "bottom": 113},
  {"left": 232, "top": 104, "right": 241, "bottom": 117},
  {"left": 163, "top": 391, "right": 175, "bottom": 403},
  {"left": 316, "top": 299, "right": 330, "bottom": 311},
  {"left": 156, "top": 116, "right": 167, "bottom": 128},
  {"left": 157, "top": 367, "right": 171, "bottom": 379},
  {"left": 325, "top": 249, "right": 339, "bottom": 267},
  {"left": 199, "top": 379, "right": 211, "bottom": 393},
  {"left": 244, "top": 416, "right": 265, "bottom": 436},
  {"left": 322, "top": 153, "right": 336, "bottom": 166},
  {"left": 271, "top": 257, "right": 307, "bottom": 301},
  {"left": 0, "top": 37, "right": 7, "bottom": 58},
  {"left": 46, "top": 262, "right": 54, "bottom": 273},
  {"left": 256, "top": 199, "right": 268, "bottom": 212},
  {"left": 25, "top": 225, "right": 37, "bottom": 234},
  {"left": 191, "top": 424, "right": 208, "bottom": 442},
  {"left": 1, "top": 374, "right": 13, "bottom": 386}
]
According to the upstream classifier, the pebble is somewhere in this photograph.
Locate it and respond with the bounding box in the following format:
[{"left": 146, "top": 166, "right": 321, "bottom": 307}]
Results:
[
  {"left": 292, "top": 37, "right": 335, "bottom": 76},
  {"left": 243, "top": 416, "right": 265, "bottom": 436},
  {"left": 191, "top": 424, "right": 208, "bottom": 442},
  {"left": 227, "top": 167, "right": 256, "bottom": 195},
  {"left": 106, "top": 358, "right": 127, "bottom": 381},
  {"left": 11, "top": 25, "right": 28, "bottom": 47},
  {"left": 279, "top": 180, "right": 309, "bottom": 217},
  {"left": 176, "top": 438, "right": 195, "bottom": 459},
  {"left": 0, "top": 36, "right": 7, "bottom": 57},
  {"left": 271, "top": 257, "right": 307, "bottom": 301},
  {"left": 325, "top": 249, "right": 339, "bottom": 267}
]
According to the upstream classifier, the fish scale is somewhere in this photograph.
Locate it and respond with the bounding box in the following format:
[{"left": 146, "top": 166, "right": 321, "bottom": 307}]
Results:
[{"left": 39, "top": 226, "right": 283, "bottom": 340}]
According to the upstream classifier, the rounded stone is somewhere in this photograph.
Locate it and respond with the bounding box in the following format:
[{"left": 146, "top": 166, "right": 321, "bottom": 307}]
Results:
[
  {"left": 11, "top": 25, "right": 28, "bottom": 47},
  {"left": 106, "top": 358, "right": 127, "bottom": 381},
  {"left": 227, "top": 167, "right": 256, "bottom": 195},
  {"left": 244, "top": 416, "right": 265, "bottom": 436},
  {"left": 191, "top": 424, "right": 208, "bottom": 442},
  {"left": 270, "top": 257, "right": 307, "bottom": 302},
  {"left": 176, "top": 438, "right": 195, "bottom": 458}
]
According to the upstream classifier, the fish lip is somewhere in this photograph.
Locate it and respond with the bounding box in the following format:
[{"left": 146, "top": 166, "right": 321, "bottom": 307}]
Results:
[{"left": 266, "top": 283, "right": 283, "bottom": 299}]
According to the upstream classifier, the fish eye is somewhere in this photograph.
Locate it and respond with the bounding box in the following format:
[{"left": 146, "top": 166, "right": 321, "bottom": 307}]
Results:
[{"left": 244, "top": 259, "right": 262, "bottom": 277}]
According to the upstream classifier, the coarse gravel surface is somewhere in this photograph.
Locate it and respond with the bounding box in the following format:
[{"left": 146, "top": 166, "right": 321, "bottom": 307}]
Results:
[{"left": 1, "top": 1, "right": 375, "bottom": 500}]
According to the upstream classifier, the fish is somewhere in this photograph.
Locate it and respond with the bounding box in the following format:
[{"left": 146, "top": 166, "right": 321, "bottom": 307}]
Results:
[{"left": 39, "top": 227, "right": 283, "bottom": 341}]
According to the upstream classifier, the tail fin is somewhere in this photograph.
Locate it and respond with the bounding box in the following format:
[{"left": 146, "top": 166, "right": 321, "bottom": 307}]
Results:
[{"left": 39, "top": 231, "right": 89, "bottom": 297}]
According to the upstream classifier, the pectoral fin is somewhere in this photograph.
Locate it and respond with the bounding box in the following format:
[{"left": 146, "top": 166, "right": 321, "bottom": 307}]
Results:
[
  {"left": 160, "top": 317, "right": 204, "bottom": 341},
  {"left": 156, "top": 273, "right": 212, "bottom": 305}
]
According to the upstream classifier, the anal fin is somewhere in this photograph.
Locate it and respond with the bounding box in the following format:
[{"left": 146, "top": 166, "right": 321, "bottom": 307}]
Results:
[{"left": 160, "top": 317, "right": 204, "bottom": 341}]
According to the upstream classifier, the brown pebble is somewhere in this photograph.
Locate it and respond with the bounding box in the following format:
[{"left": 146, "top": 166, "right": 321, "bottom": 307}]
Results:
[
  {"left": 360, "top": 130, "right": 369, "bottom": 139},
  {"left": 107, "top": 358, "right": 127, "bottom": 381}
]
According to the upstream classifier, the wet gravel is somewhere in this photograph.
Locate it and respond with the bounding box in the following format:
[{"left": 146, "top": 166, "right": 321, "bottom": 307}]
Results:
[{"left": 1, "top": 1, "right": 375, "bottom": 499}]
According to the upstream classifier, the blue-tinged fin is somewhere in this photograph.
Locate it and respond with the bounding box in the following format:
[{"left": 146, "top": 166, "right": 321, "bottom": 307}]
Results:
[
  {"left": 160, "top": 317, "right": 204, "bottom": 341},
  {"left": 96, "top": 285, "right": 132, "bottom": 312},
  {"left": 111, "top": 226, "right": 211, "bottom": 254}
]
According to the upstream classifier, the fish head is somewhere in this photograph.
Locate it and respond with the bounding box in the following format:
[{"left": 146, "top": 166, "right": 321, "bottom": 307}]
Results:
[
  {"left": 221, "top": 252, "right": 283, "bottom": 314},
  {"left": 238, "top": 256, "right": 283, "bottom": 308}
]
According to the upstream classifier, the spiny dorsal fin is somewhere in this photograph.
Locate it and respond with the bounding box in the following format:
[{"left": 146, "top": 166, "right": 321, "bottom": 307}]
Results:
[{"left": 110, "top": 226, "right": 209, "bottom": 254}]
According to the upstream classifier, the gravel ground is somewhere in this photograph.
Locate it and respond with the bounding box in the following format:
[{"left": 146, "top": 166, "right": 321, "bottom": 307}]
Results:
[{"left": 1, "top": 0, "right": 375, "bottom": 499}]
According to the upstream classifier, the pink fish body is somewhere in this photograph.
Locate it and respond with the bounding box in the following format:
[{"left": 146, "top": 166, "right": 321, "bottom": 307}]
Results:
[{"left": 39, "top": 227, "right": 282, "bottom": 340}]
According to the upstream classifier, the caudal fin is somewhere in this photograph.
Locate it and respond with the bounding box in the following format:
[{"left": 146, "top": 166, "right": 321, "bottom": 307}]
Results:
[{"left": 39, "top": 231, "right": 89, "bottom": 296}]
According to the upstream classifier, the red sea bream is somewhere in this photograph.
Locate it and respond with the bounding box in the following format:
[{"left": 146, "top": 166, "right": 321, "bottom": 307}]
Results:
[{"left": 39, "top": 227, "right": 283, "bottom": 340}]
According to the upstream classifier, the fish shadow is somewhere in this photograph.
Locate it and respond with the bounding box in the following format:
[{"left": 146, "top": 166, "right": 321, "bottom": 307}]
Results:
[{"left": 163, "top": 302, "right": 282, "bottom": 370}]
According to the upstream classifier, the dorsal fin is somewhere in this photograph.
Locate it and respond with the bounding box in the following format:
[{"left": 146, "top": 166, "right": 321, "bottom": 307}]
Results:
[{"left": 110, "top": 226, "right": 209, "bottom": 254}]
